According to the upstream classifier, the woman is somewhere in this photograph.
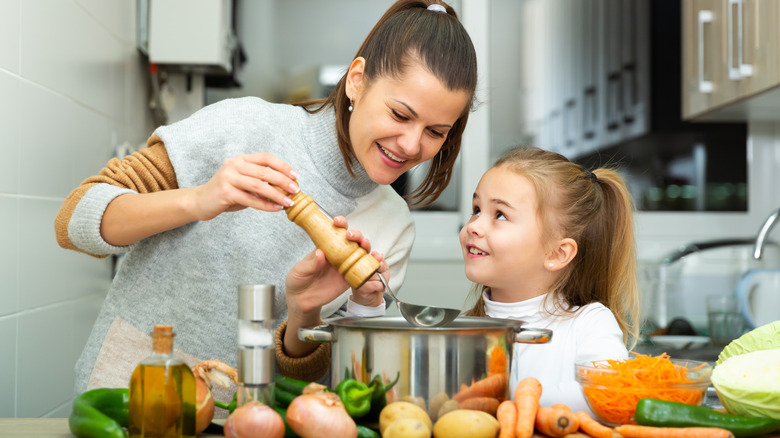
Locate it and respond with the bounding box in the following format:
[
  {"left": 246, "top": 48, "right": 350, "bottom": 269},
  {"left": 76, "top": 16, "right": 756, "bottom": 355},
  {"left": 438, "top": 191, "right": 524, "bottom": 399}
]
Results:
[{"left": 55, "top": 0, "right": 477, "bottom": 393}]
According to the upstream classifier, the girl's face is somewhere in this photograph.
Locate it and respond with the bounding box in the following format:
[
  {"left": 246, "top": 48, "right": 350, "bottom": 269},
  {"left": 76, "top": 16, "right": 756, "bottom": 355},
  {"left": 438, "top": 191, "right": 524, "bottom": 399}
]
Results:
[
  {"left": 347, "top": 59, "right": 470, "bottom": 185},
  {"left": 459, "top": 167, "right": 553, "bottom": 302}
]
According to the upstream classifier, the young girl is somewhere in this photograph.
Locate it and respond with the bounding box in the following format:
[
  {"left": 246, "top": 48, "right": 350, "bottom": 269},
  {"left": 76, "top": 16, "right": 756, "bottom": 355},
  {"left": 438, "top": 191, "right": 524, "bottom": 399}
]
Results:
[
  {"left": 460, "top": 146, "right": 640, "bottom": 413},
  {"left": 280, "top": 146, "right": 640, "bottom": 409}
]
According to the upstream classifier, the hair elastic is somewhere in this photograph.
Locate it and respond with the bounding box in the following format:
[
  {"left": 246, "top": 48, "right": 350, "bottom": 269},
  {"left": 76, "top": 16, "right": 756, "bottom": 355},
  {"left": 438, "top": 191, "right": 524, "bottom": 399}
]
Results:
[
  {"left": 585, "top": 169, "right": 598, "bottom": 183},
  {"left": 427, "top": 4, "right": 447, "bottom": 13}
]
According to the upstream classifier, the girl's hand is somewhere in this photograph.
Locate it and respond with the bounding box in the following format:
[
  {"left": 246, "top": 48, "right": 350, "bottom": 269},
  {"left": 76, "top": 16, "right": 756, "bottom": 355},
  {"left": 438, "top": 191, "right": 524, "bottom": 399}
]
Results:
[
  {"left": 333, "top": 216, "right": 388, "bottom": 308},
  {"left": 190, "top": 152, "right": 299, "bottom": 221}
]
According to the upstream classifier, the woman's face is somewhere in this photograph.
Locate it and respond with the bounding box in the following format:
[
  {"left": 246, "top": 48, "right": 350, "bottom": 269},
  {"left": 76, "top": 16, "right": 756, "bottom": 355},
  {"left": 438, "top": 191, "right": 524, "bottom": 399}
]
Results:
[
  {"left": 347, "top": 60, "right": 470, "bottom": 185},
  {"left": 459, "top": 167, "right": 552, "bottom": 302}
]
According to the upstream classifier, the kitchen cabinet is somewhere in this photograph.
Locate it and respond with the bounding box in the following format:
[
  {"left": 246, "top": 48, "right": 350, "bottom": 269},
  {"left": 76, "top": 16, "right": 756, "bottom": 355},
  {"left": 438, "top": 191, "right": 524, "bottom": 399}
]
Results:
[
  {"left": 521, "top": 0, "right": 649, "bottom": 158},
  {"left": 682, "top": 0, "right": 780, "bottom": 120}
]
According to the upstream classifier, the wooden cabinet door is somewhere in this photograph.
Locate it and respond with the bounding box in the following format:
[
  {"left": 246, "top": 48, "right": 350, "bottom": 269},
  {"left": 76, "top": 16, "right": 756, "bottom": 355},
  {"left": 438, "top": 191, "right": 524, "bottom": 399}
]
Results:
[
  {"left": 682, "top": 0, "right": 741, "bottom": 118},
  {"left": 740, "top": 0, "right": 780, "bottom": 96}
]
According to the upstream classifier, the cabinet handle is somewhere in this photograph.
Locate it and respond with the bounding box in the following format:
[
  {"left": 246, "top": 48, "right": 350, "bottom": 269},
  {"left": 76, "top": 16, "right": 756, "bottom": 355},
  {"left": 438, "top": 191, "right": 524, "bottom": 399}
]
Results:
[
  {"left": 698, "top": 10, "right": 714, "bottom": 93},
  {"left": 727, "top": 0, "right": 753, "bottom": 79},
  {"left": 623, "top": 63, "right": 636, "bottom": 124},
  {"left": 582, "top": 86, "right": 597, "bottom": 140},
  {"left": 607, "top": 72, "right": 621, "bottom": 131},
  {"left": 564, "top": 99, "right": 577, "bottom": 147}
]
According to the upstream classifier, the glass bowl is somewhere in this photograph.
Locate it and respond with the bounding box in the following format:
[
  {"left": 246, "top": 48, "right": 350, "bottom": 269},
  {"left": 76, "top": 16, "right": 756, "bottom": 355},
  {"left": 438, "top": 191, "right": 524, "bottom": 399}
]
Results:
[{"left": 575, "top": 358, "right": 713, "bottom": 426}]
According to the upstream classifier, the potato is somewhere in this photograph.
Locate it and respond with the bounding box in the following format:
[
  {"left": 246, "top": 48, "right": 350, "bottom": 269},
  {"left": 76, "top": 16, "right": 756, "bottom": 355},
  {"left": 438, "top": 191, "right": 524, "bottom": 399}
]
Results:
[
  {"left": 379, "top": 401, "right": 433, "bottom": 435},
  {"left": 401, "top": 395, "right": 427, "bottom": 412},
  {"left": 383, "top": 418, "right": 431, "bottom": 438},
  {"left": 428, "top": 392, "right": 450, "bottom": 422},
  {"left": 433, "top": 409, "right": 500, "bottom": 438},
  {"left": 436, "top": 399, "right": 460, "bottom": 420}
]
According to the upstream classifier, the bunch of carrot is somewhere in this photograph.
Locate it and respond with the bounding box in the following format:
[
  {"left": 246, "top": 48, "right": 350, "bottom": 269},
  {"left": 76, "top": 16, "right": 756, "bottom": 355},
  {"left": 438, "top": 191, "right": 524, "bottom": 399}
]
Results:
[
  {"left": 494, "top": 377, "right": 614, "bottom": 438},
  {"left": 579, "top": 352, "right": 708, "bottom": 425}
]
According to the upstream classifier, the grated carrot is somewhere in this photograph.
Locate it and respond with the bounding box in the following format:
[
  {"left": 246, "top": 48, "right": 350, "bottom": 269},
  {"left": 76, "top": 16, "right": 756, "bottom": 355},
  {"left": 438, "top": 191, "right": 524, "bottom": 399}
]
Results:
[{"left": 579, "top": 352, "right": 708, "bottom": 425}]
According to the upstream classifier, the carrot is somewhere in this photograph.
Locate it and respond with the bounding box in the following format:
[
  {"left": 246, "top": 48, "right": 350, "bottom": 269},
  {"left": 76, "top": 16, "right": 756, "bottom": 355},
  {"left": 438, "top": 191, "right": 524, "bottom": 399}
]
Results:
[
  {"left": 614, "top": 425, "right": 734, "bottom": 438},
  {"left": 496, "top": 400, "right": 517, "bottom": 438},
  {"left": 575, "top": 411, "right": 613, "bottom": 438},
  {"left": 452, "top": 373, "right": 507, "bottom": 402},
  {"left": 551, "top": 404, "right": 579, "bottom": 434},
  {"left": 459, "top": 396, "right": 500, "bottom": 416},
  {"left": 535, "top": 405, "right": 578, "bottom": 437},
  {"left": 580, "top": 352, "right": 709, "bottom": 425},
  {"left": 488, "top": 345, "right": 509, "bottom": 377},
  {"left": 514, "top": 377, "right": 542, "bottom": 438}
]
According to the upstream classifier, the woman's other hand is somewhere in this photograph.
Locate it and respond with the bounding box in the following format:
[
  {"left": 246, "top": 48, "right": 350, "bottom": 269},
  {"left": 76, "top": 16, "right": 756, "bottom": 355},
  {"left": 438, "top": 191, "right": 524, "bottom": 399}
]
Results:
[
  {"left": 333, "top": 216, "right": 387, "bottom": 308},
  {"left": 191, "top": 152, "right": 300, "bottom": 220}
]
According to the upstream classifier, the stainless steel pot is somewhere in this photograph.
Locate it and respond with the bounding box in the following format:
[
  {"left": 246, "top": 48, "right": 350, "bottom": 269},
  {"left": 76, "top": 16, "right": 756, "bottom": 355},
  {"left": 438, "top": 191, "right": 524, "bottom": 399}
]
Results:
[{"left": 298, "top": 316, "right": 551, "bottom": 413}]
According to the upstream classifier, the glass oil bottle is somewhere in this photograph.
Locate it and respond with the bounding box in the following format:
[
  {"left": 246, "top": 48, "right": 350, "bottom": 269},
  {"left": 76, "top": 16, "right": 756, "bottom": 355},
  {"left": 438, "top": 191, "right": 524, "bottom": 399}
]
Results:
[{"left": 129, "top": 324, "right": 196, "bottom": 438}]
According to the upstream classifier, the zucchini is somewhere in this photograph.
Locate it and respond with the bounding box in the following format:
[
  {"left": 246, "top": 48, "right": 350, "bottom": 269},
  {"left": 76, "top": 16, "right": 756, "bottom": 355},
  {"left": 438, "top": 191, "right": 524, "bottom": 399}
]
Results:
[{"left": 635, "top": 398, "right": 780, "bottom": 438}]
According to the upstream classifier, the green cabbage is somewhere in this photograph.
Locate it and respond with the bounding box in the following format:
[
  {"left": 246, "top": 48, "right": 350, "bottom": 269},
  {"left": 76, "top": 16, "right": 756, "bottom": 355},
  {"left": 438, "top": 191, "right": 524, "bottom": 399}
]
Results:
[
  {"left": 717, "top": 321, "right": 780, "bottom": 365},
  {"left": 712, "top": 321, "right": 780, "bottom": 420}
]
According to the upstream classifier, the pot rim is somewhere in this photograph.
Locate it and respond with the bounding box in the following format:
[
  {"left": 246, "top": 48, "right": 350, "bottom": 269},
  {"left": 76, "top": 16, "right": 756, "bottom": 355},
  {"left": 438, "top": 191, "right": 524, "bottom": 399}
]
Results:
[{"left": 323, "top": 315, "right": 528, "bottom": 331}]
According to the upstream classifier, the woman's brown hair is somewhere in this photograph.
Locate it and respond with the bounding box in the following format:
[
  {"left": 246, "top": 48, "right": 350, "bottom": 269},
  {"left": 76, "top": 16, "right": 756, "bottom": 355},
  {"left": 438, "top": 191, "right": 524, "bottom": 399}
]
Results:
[
  {"left": 464, "top": 147, "right": 641, "bottom": 347},
  {"left": 296, "top": 0, "right": 477, "bottom": 207}
]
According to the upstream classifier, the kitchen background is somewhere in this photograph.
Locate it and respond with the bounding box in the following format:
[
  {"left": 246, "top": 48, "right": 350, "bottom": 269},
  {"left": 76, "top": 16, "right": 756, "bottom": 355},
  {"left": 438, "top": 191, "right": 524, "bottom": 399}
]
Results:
[{"left": 2, "top": 0, "right": 780, "bottom": 419}]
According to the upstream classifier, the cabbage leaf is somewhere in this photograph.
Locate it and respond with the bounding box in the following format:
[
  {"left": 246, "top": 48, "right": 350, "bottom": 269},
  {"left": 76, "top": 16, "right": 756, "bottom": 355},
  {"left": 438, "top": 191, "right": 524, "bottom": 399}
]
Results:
[
  {"left": 712, "top": 347, "right": 780, "bottom": 419},
  {"left": 717, "top": 320, "right": 780, "bottom": 365}
]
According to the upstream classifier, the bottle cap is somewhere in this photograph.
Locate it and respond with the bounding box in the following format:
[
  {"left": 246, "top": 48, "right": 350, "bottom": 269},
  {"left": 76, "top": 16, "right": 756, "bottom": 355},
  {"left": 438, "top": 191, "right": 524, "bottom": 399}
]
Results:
[{"left": 238, "top": 285, "right": 274, "bottom": 321}]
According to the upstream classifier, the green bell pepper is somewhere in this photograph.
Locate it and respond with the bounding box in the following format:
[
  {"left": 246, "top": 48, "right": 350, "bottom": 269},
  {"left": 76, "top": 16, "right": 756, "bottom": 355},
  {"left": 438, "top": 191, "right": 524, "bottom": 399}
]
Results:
[
  {"left": 357, "top": 424, "right": 381, "bottom": 438},
  {"left": 365, "top": 371, "right": 400, "bottom": 421},
  {"left": 635, "top": 398, "right": 780, "bottom": 438},
  {"left": 214, "top": 391, "right": 238, "bottom": 414},
  {"left": 335, "top": 378, "right": 377, "bottom": 418},
  {"left": 68, "top": 388, "right": 129, "bottom": 438}
]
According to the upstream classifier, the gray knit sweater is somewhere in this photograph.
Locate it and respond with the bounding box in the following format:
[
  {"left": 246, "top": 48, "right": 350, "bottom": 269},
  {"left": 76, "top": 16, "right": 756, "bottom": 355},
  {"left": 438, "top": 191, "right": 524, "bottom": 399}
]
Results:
[{"left": 68, "top": 97, "right": 415, "bottom": 393}]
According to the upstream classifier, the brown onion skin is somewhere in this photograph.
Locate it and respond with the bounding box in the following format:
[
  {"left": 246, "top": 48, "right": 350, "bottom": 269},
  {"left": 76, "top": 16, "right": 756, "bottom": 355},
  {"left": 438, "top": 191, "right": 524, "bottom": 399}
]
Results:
[
  {"left": 224, "top": 401, "right": 285, "bottom": 438},
  {"left": 194, "top": 375, "right": 215, "bottom": 434},
  {"left": 286, "top": 392, "right": 357, "bottom": 438}
]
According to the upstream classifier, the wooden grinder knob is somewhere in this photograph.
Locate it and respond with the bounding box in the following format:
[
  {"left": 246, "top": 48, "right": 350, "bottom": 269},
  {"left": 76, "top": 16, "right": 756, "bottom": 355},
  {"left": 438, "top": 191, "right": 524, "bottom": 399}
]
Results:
[{"left": 284, "top": 190, "right": 380, "bottom": 289}]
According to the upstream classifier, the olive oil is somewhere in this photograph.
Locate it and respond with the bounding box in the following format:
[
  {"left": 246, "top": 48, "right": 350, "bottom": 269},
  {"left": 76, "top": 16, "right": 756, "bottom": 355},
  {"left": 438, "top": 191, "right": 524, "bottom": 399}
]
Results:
[{"left": 129, "top": 325, "right": 196, "bottom": 438}]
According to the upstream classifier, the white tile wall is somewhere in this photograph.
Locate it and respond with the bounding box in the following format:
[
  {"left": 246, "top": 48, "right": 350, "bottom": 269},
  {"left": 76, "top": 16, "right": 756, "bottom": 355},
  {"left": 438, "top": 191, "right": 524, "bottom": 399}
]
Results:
[
  {"left": 0, "top": 0, "right": 20, "bottom": 74},
  {"left": 0, "top": 197, "right": 18, "bottom": 317},
  {"left": 0, "top": 318, "right": 17, "bottom": 417},
  {"left": 1, "top": 0, "right": 153, "bottom": 418},
  {"left": 0, "top": 71, "right": 20, "bottom": 194}
]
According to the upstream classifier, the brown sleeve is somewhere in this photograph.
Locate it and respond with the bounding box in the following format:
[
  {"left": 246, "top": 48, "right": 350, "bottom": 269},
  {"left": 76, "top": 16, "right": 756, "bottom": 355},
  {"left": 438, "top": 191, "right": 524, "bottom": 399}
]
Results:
[
  {"left": 54, "top": 134, "right": 178, "bottom": 257},
  {"left": 274, "top": 320, "right": 331, "bottom": 382}
]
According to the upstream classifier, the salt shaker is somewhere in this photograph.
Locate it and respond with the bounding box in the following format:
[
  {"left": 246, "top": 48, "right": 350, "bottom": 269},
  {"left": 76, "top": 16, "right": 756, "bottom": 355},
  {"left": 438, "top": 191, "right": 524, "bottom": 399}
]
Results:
[{"left": 236, "top": 284, "right": 275, "bottom": 407}]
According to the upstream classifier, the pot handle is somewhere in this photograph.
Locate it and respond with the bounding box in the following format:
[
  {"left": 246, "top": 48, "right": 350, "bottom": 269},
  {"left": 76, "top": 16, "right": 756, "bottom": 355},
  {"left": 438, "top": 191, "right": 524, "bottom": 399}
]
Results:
[
  {"left": 297, "top": 323, "right": 335, "bottom": 343},
  {"left": 511, "top": 327, "right": 552, "bottom": 344}
]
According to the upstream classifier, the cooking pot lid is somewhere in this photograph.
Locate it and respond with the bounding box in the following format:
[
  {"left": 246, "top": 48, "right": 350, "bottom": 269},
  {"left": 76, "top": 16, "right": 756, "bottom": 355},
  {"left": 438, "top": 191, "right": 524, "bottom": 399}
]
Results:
[{"left": 326, "top": 316, "right": 527, "bottom": 330}]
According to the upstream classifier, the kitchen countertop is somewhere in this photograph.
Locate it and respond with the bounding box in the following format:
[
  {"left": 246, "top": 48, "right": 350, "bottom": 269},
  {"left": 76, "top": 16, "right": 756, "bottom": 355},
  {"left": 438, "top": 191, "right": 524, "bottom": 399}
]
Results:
[
  {"left": 0, "top": 418, "right": 226, "bottom": 437},
  {"left": 1, "top": 417, "right": 778, "bottom": 437}
]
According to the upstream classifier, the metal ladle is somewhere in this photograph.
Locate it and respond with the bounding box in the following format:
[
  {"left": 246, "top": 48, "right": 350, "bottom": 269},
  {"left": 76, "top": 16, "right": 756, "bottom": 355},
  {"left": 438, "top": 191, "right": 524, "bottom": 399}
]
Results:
[{"left": 378, "top": 273, "right": 460, "bottom": 328}]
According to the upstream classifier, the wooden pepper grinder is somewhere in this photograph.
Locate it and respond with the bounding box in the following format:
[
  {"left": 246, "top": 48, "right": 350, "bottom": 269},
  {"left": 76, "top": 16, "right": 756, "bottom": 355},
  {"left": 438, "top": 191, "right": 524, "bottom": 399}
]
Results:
[{"left": 283, "top": 188, "right": 380, "bottom": 289}]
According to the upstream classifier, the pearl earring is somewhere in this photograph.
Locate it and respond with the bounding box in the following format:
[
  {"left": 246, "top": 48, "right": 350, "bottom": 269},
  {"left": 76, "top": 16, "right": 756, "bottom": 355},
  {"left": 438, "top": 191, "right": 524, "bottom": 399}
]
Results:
[
  {"left": 348, "top": 97, "right": 354, "bottom": 112},
  {"left": 548, "top": 262, "right": 554, "bottom": 268}
]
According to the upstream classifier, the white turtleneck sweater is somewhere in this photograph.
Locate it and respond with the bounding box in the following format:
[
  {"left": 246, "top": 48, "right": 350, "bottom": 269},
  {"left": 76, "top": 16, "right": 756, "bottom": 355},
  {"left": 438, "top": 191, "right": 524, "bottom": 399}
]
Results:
[{"left": 483, "top": 291, "right": 628, "bottom": 414}]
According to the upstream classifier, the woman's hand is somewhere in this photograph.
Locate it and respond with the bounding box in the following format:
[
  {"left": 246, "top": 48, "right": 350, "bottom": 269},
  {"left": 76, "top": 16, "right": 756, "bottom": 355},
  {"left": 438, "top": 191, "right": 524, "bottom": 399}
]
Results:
[
  {"left": 333, "top": 216, "right": 388, "bottom": 308},
  {"left": 190, "top": 152, "right": 300, "bottom": 221}
]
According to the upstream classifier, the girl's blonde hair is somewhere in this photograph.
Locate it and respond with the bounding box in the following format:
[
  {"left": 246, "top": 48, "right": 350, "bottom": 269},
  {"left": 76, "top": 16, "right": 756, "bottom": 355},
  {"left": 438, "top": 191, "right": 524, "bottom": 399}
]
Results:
[{"left": 464, "top": 147, "right": 640, "bottom": 347}]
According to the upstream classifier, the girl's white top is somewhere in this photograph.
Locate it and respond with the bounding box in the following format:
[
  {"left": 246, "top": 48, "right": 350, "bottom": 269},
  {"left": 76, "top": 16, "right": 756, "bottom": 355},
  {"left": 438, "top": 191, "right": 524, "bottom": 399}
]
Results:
[{"left": 483, "top": 291, "right": 628, "bottom": 414}]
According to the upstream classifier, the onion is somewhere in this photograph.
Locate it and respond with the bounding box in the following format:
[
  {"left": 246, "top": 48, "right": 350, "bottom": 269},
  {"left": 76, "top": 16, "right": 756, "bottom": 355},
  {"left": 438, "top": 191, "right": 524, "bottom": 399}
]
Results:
[
  {"left": 286, "top": 392, "right": 357, "bottom": 438},
  {"left": 223, "top": 401, "right": 285, "bottom": 438},
  {"left": 194, "top": 375, "right": 215, "bottom": 433}
]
